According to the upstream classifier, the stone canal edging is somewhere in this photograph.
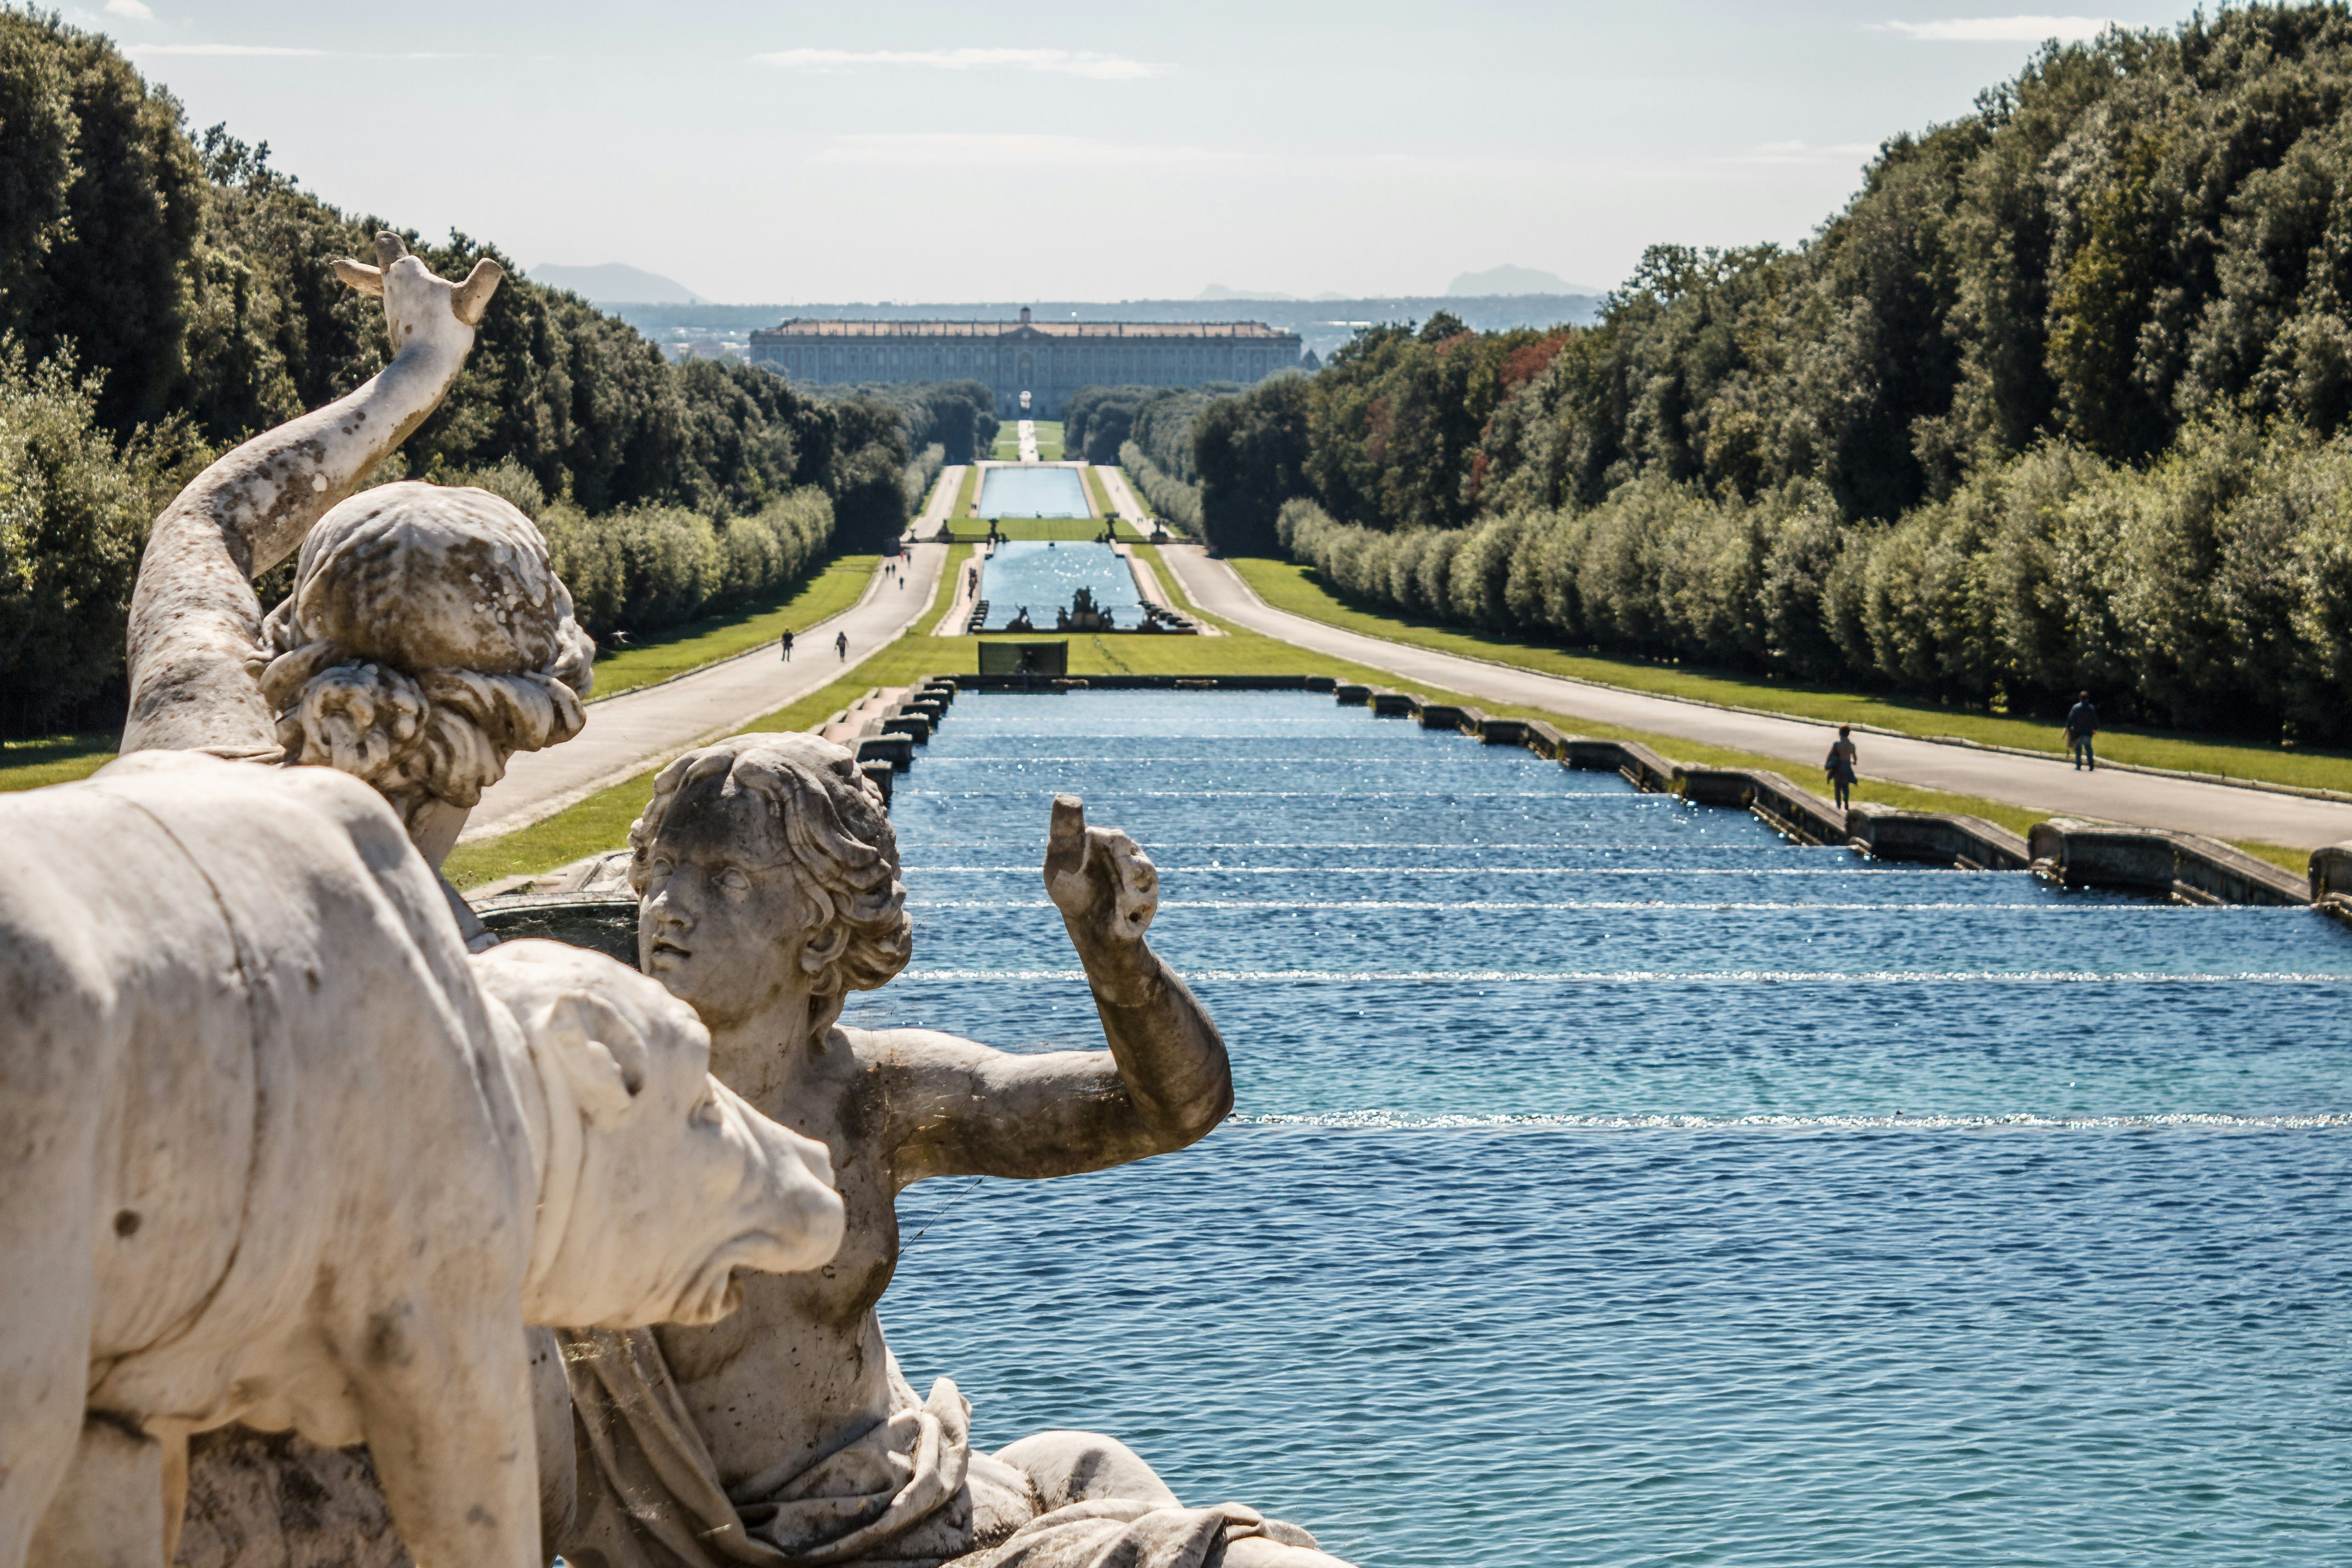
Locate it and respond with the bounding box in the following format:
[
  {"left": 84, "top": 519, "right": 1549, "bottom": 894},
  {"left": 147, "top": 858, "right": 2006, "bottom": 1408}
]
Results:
[
  {"left": 1332, "top": 680, "right": 2339, "bottom": 913},
  {"left": 2027, "top": 818, "right": 2311, "bottom": 906}
]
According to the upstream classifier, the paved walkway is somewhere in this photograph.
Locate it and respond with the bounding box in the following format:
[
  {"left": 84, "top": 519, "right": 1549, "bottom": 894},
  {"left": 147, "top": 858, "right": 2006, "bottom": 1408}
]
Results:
[
  {"left": 1017, "top": 421, "right": 1039, "bottom": 462},
  {"left": 1117, "top": 542, "right": 1222, "bottom": 635},
  {"left": 1158, "top": 546, "right": 2352, "bottom": 850},
  {"left": 917, "top": 464, "right": 964, "bottom": 539},
  {"left": 461, "top": 543, "right": 949, "bottom": 842}
]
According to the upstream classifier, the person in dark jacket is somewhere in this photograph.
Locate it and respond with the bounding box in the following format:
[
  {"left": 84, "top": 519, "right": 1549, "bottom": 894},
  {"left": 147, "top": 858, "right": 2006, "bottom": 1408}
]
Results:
[{"left": 2065, "top": 692, "right": 2098, "bottom": 770}]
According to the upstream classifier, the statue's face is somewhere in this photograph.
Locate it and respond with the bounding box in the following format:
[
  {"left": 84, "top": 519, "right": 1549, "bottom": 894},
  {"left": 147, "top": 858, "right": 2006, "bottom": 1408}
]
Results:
[{"left": 637, "top": 776, "right": 815, "bottom": 1033}]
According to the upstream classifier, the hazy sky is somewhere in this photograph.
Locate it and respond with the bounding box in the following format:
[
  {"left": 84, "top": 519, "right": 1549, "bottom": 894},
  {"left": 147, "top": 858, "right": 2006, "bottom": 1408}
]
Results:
[{"left": 84, "top": 2, "right": 2207, "bottom": 303}]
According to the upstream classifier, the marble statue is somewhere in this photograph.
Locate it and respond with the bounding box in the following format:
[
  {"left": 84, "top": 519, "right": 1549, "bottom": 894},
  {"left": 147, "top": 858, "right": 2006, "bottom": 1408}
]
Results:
[
  {"left": 551, "top": 733, "right": 1352, "bottom": 1568},
  {"left": 13, "top": 229, "right": 800, "bottom": 1568},
  {"left": 121, "top": 230, "right": 592, "bottom": 872},
  {"left": 0, "top": 748, "right": 847, "bottom": 1568}
]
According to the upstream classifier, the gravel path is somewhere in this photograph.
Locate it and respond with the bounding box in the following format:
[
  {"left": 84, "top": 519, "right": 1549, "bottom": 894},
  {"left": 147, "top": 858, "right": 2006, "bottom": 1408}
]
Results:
[{"left": 461, "top": 543, "right": 948, "bottom": 842}]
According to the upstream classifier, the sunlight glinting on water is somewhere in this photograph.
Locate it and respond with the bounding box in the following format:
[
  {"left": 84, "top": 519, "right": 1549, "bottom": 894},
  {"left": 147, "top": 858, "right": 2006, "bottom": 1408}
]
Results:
[{"left": 872, "top": 691, "right": 2352, "bottom": 1568}]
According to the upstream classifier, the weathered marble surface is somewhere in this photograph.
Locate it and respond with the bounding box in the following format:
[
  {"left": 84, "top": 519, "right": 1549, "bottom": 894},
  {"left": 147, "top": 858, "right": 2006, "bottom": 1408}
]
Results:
[
  {"left": 80, "top": 233, "right": 609, "bottom": 1565},
  {"left": 258, "top": 481, "right": 596, "bottom": 866},
  {"left": 0, "top": 752, "right": 844, "bottom": 1568},
  {"left": 545, "top": 733, "right": 1349, "bottom": 1567}
]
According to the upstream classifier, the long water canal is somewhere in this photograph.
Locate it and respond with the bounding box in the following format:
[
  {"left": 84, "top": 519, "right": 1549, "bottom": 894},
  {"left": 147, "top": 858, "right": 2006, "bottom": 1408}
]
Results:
[{"left": 863, "top": 692, "right": 2350, "bottom": 1567}]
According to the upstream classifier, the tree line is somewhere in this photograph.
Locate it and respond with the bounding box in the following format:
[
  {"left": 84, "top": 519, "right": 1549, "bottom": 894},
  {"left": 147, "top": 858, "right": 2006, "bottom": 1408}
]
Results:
[
  {"left": 1063, "top": 384, "right": 1227, "bottom": 533},
  {"left": 813, "top": 379, "right": 1000, "bottom": 466},
  {"left": 1192, "top": 6, "right": 2352, "bottom": 740},
  {"left": 0, "top": 11, "right": 929, "bottom": 734}
]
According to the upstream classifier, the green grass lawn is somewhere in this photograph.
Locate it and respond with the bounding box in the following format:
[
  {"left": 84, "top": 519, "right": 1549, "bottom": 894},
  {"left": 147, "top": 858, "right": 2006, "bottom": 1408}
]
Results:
[
  {"left": 1229, "top": 556, "right": 2352, "bottom": 798},
  {"left": 1082, "top": 465, "right": 1115, "bottom": 518},
  {"left": 949, "top": 464, "right": 981, "bottom": 520},
  {"left": 992, "top": 420, "right": 1064, "bottom": 460},
  {"left": 587, "top": 554, "right": 878, "bottom": 699},
  {"left": 929, "top": 542, "right": 977, "bottom": 633},
  {"left": 0, "top": 731, "right": 119, "bottom": 793}
]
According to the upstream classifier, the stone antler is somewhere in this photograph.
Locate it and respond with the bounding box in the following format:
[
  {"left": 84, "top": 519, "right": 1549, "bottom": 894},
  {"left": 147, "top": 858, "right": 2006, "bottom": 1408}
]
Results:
[
  {"left": 328, "top": 232, "right": 412, "bottom": 296},
  {"left": 451, "top": 258, "right": 504, "bottom": 326}
]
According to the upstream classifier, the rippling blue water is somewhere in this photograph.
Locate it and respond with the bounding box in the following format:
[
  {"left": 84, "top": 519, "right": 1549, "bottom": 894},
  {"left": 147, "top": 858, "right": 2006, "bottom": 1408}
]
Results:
[
  {"left": 977, "top": 541, "right": 1142, "bottom": 631},
  {"left": 853, "top": 693, "right": 2352, "bottom": 1566},
  {"left": 977, "top": 467, "right": 1091, "bottom": 518}
]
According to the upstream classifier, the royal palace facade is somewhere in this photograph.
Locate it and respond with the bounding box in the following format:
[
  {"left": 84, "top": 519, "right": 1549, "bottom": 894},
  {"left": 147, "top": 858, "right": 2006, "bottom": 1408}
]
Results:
[{"left": 747, "top": 307, "right": 1304, "bottom": 416}]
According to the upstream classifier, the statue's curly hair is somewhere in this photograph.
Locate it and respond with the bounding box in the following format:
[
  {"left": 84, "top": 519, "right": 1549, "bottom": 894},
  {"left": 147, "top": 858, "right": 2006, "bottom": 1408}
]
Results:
[
  {"left": 257, "top": 482, "right": 595, "bottom": 812},
  {"left": 628, "top": 733, "right": 911, "bottom": 998}
]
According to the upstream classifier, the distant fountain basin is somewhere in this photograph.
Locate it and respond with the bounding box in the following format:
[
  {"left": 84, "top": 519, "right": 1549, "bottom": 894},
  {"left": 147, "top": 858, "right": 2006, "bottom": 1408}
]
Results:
[
  {"left": 978, "top": 466, "right": 1090, "bottom": 519},
  {"left": 978, "top": 541, "right": 1142, "bottom": 630}
]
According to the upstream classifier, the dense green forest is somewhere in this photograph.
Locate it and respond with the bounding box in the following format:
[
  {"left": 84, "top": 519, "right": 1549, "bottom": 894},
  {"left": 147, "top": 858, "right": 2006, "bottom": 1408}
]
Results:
[
  {"left": 813, "top": 379, "right": 999, "bottom": 466},
  {"left": 1201, "top": 6, "right": 2352, "bottom": 741},
  {"left": 0, "top": 11, "right": 923, "bottom": 734}
]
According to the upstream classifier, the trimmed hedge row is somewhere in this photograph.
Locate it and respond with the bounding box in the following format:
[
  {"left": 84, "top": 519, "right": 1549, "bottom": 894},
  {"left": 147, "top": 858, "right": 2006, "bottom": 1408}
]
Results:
[
  {"left": 464, "top": 458, "right": 836, "bottom": 641},
  {"left": 1120, "top": 440, "right": 1201, "bottom": 534},
  {"left": 1277, "top": 420, "right": 2352, "bottom": 739}
]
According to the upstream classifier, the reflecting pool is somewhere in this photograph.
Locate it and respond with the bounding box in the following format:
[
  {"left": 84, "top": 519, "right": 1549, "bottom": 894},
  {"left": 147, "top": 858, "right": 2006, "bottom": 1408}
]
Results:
[
  {"left": 977, "top": 466, "right": 1091, "bottom": 519},
  {"left": 978, "top": 541, "right": 1143, "bottom": 630},
  {"left": 859, "top": 692, "right": 2352, "bottom": 1568}
]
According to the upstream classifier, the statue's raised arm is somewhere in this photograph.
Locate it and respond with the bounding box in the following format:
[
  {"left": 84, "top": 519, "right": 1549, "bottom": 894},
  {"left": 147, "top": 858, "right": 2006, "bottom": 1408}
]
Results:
[
  {"left": 883, "top": 792, "right": 1235, "bottom": 1185},
  {"left": 122, "top": 232, "right": 503, "bottom": 758}
]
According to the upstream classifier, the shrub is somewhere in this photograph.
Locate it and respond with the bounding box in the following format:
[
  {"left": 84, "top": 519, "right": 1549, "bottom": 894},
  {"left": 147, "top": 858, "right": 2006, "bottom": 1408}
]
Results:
[{"left": 1120, "top": 439, "right": 1201, "bottom": 535}]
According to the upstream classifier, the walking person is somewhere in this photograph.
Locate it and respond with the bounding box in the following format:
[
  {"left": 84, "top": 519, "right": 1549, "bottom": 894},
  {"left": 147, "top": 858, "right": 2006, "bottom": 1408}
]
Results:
[
  {"left": 2065, "top": 690, "right": 2099, "bottom": 770},
  {"left": 1826, "top": 724, "right": 1860, "bottom": 812},
  {"left": 780, "top": 628, "right": 794, "bottom": 663},
  {"left": 835, "top": 628, "right": 848, "bottom": 661}
]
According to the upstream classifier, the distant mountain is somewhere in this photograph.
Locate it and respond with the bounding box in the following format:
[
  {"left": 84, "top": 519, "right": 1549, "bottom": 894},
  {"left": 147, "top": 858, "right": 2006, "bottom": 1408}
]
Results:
[
  {"left": 1198, "top": 284, "right": 1300, "bottom": 301},
  {"left": 1449, "top": 264, "right": 1598, "bottom": 297},
  {"left": 529, "top": 263, "right": 706, "bottom": 305}
]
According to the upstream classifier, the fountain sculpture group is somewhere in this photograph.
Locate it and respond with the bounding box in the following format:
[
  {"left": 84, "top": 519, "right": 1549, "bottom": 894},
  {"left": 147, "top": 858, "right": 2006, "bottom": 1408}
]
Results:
[{"left": 0, "top": 241, "right": 1351, "bottom": 1568}]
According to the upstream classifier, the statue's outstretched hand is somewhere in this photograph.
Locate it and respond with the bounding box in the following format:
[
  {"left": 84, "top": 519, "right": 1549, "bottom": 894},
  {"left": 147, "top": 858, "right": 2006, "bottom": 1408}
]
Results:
[{"left": 1043, "top": 793, "right": 1158, "bottom": 947}]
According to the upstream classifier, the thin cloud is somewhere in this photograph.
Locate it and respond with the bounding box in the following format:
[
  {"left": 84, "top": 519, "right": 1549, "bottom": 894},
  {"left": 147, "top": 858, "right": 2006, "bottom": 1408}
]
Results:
[
  {"left": 104, "top": 0, "right": 154, "bottom": 20},
  {"left": 1879, "top": 16, "right": 2116, "bottom": 42},
  {"left": 127, "top": 42, "right": 327, "bottom": 55},
  {"left": 818, "top": 132, "right": 1227, "bottom": 167},
  {"left": 753, "top": 47, "right": 1166, "bottom": 80}
]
